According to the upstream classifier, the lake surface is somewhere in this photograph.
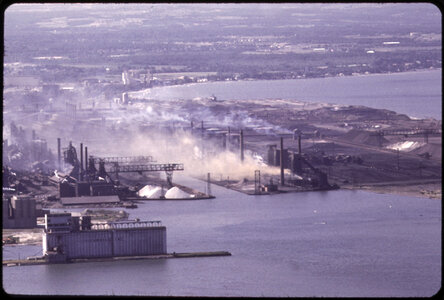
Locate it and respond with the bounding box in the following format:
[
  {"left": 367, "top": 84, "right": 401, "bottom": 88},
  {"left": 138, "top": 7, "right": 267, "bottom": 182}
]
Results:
[
  {"left": 130, "top": 69, "right": 442, "bottom": 120},
  {"left": 2, "top": 175, "right": 441, "bottom": 297}
]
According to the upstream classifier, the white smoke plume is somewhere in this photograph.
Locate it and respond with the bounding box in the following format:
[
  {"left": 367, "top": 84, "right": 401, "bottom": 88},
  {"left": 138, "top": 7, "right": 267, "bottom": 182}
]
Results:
[{"left": 110, "top": 128, "right": 282, "bottom": 181}]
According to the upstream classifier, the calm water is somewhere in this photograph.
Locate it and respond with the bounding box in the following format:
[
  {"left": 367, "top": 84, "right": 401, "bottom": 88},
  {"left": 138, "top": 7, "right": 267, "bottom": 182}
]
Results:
[
  {"left": 131, "top": 69, "right": 442, "bottom": 120},
  {"left": 2, "top": 175, "right": 441, "bottom": 297}
]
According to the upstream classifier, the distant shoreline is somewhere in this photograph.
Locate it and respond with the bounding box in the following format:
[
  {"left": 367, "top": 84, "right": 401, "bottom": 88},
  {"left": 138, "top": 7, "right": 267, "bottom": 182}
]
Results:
[
  {"left": 130, "top": 68, "right": 442, "bottom": 120},
  {"left": 136, "top": 67, "right": 442, "bottom": 92}
]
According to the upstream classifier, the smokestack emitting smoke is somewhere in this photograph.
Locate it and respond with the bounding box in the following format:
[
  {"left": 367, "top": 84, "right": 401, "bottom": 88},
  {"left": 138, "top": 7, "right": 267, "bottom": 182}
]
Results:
[
  {"left": 113, "top": 129, "right": 281, "bottom": 181},
  {"left": 280, "top": 137, "right": 284, "bottom": 186},
  {"left": 38, "top": 96, "right": 288, "bottom": 182}
]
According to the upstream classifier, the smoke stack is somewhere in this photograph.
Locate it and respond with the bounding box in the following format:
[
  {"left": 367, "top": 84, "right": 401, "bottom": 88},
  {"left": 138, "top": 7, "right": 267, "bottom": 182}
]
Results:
[
  {"left": 227, "top": 127, "right": 231, "bottom": 146},
  {"left": 85, "top": 146, "right": 88, "bottom": 170},
  {"left": 280, "top": 137, "right": 284, "bottom": 186},
  {"left": 207, "top": 173, "right": 212, "bottom": 196},
  {"left": 80, "top": 143, "right": 83, "bottom": 181},
  {"left": 240, "top": 129, "right": 244, "bottom": 162},
  {"left": 32, "top": 130, "right": 36, "bottom": 140},
  {"left": 298, "top": 134, "right": 302, "bottom": 155},
  {"left": 191, "top": 120, "right": 194, "bottom": 129},
  {"left": 57, "top": 138, "right": 61, "bottom": 169}
]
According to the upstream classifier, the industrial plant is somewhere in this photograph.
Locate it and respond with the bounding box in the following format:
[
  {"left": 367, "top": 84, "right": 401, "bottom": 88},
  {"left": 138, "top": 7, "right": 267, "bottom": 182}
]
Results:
[
  {"left": 2, "top": 90, "right": 441, "bottom": 219},
  {"left": 2, "top": 4, "right": 441, "bottom": 265}
]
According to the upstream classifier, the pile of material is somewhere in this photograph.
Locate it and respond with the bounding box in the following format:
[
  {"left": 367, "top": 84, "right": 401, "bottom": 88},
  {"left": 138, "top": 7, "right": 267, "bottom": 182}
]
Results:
[
  {"left": 138, "top": 185, "right": 195, "bottom": 199},
  {"left": 138, "top": 185, "right": 163, "bottom": 198},
  {"left": 408, "top": 143, "right": 442, "bottom": 160},
  {"left": 165, "top": 186, "right": 194, "bottom": 199},
  {"left": 386, "top": 141, "right": 425, "bottom": 152},
  {"left": 342, "top": 129, "right": 389, "bottom": 146}
]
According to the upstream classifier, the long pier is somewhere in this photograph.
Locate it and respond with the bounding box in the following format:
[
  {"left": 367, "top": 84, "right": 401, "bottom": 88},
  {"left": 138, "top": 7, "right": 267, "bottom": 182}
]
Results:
[{"left": 3, "top": 251, "right": 231, "bottom": 267}]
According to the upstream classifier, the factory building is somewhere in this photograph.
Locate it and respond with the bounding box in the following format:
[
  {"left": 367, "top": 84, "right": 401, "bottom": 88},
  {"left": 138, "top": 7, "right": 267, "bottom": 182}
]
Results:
[
  {"left": 2, "top": 195, "right": 37, "bottom": 229},
  {"left": 43, "top": 213, "right": 167, "bottom": 262},
  {"left": 267, "top": 144, "right": 289, "bottom": 168}
]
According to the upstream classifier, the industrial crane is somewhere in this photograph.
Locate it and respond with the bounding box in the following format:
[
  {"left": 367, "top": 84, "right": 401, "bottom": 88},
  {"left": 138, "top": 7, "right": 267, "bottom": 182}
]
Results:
[{"left": 88, "top": 156, "right": 184, "bottom": 187}]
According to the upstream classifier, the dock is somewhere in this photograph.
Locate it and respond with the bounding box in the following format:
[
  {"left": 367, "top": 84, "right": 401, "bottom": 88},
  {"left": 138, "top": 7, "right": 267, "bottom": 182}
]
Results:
[
  {"left": 126, "top": 195, "right": 215, "bottom": 201},
  {"left": 3, "top": 251, "right": 231, "bottom": 267}
]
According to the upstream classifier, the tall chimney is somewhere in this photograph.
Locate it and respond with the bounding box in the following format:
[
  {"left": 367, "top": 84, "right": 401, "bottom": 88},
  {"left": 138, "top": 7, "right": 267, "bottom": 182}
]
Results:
[
  {"left": 85, "top": 146, "right": 88, "bottom": 170},
  {"left": 80, "top": 143, "right": 83, "bottom": 181},
  {"left": 280, "top": 137, "right": 284, "bottom": 186},
  {"left": 32, "top": 130, "right": 36, "bottom": 140},
  {"left": 57, "top": 138, "right": 61, "bottom": 169},
  {"left": 227, "top": 127, "right": 231, "bottom": 146},
  {"left": 298, "top": 134, "right": 302, "bottom": 155},
  {"left": 240, "top": 130, "right": 244, "bottom": 162}
]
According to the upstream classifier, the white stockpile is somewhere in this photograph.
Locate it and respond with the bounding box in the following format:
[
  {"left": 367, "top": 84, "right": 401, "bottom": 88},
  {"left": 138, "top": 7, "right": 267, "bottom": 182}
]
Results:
[
  {"left": 138, "top": 185, "right": 194, "bottom": 199},
  {"left": 165, "top": 186, "right": 194, "bottom": 199},
  {"left": 138, "top": 185, "right": 163, "bottom": 198},
  {"left": 386, "top": 141, "right": 425, "bottom": 152}
]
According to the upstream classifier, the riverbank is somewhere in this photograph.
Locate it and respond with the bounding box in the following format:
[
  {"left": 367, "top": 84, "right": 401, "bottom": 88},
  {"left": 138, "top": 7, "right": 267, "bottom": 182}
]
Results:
[{"left": 348, "top": 181, "right": 442, "bottom": 200}]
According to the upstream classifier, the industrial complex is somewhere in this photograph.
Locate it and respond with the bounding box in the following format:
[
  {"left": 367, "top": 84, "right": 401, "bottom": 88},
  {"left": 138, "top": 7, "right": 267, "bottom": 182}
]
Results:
[
  {"left": 2, "top": 44, "right": 441, "bottom": 262},
  {"left": 2, "top": 90, "right": 441, "bottom": 213}
]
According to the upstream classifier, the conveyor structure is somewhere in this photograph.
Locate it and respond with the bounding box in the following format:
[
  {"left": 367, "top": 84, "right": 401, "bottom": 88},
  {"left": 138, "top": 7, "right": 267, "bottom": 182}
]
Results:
[
  {"left": 90, "top": 156, "right": 184, "bottom": 187},
  {"left": 371, "top": 128, "right": 442, "bottom": 145}
]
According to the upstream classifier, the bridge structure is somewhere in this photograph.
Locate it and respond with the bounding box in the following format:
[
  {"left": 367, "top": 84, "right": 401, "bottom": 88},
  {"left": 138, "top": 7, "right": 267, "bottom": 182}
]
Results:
[
  {"left": 90, "top": 156, "right": 184, "bottom": 187},
  {"left": 370, "top": 128, "right": 441, "bottom": 146},
  {"left": 90, "top": 156, "right": 155, "bottom": 164}
]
